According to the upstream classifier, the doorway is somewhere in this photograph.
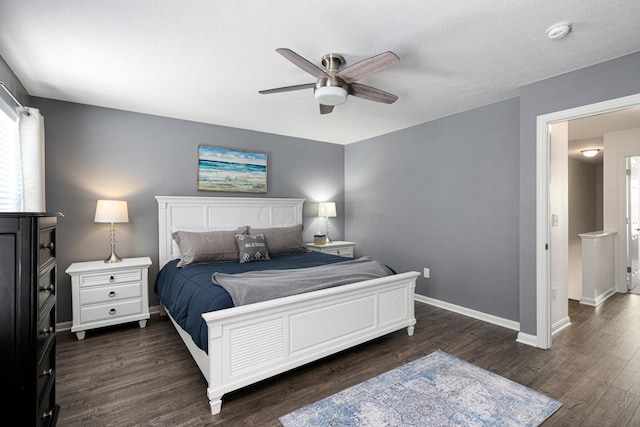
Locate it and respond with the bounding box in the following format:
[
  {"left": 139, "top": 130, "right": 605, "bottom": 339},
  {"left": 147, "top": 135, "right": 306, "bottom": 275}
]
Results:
[{"left": 535, "top": 93, "right": 640, "bottom": 350}]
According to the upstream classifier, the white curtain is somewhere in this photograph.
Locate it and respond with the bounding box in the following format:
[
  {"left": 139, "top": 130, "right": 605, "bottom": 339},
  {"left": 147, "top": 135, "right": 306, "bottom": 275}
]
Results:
[{"left": 19, "top": 107, "right": 46, "bottom": 212}]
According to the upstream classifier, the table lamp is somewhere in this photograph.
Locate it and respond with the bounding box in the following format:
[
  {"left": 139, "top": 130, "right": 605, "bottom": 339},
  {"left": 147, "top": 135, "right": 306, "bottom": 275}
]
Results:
[
  {"left": 94, "top": 199, "right": 129, "bottom": 263},
  {"left": 317, "top": 202, "right": 337, "bottom": 243}
]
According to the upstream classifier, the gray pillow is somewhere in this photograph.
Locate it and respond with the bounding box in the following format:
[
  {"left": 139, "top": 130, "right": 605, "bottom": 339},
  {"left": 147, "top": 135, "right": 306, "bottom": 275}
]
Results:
[
  {"left": 235, "top": 233, "right": 270, "bottom": 263},
  {"left": 172, "top": 226, "right": 248, "bottom": 267},
  {"left": 248, "top": 224, "right": 306, "bottom": 256}
]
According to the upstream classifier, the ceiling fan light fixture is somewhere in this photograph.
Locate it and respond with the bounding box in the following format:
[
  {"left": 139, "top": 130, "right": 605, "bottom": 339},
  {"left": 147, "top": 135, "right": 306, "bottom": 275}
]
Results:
[
  {"left": 260, "top": 49, "right": 399, "bottom": 114},
  {"left": 581, "top": 149, "right": 600, "bottom": 158},
  {"left": 314, "top": 86, "right": 348, "bottom": 106}
]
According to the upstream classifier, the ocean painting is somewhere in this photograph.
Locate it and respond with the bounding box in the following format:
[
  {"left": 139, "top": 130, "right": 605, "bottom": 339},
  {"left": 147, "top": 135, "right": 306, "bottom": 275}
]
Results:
[{"left": 197, "top": 145, "right": 267, "bottom": 193}]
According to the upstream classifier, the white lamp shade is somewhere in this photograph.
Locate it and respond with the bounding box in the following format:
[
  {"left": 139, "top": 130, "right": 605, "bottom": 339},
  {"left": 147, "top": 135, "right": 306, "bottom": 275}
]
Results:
[
  {"left": 318, "top": 202, "right": 337, "bottom": 218},
  {"left": 94, "top": 200, "right": 129, "bottom": 223}
]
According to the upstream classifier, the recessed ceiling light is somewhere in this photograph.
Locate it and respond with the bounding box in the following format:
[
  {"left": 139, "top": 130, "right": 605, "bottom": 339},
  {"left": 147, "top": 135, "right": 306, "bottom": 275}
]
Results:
[{"left": 546, "top": 22, "right": 572, "bottom": 40}]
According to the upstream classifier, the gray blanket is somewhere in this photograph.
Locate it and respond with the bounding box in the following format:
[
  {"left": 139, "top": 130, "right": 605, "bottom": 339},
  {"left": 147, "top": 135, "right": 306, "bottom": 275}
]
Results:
[{"left": 212, "top": 257, "right": 393, "bottom": 306}]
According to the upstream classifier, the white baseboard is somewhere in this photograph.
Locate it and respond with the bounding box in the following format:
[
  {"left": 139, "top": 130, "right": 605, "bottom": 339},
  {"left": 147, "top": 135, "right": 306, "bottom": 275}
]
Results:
[
  {"left": 552, "top": 316, "right": 571, "bottom": 335},
  {"left": 580, "top": 287, "right": 617, "bottom": 306},
  {"left": 414, "top": 294, "right": 520, "bottom": 331},
  {"left": 516, "top": 332, "right": 539, "bottom": 347}
]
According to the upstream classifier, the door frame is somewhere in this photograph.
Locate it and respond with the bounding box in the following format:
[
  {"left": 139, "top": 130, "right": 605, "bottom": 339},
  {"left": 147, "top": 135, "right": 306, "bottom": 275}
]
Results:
[
  {"left": 535, "top": 93, "right": 640, "bottom": 349},
  {"left": 628, "top": 157, "right": 640, "bottom": 291}
]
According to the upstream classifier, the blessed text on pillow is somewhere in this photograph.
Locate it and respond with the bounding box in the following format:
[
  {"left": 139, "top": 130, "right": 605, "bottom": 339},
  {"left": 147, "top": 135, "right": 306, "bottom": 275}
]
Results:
[{"left": 235, "top": 233, "right": 271, "bottom": 263}]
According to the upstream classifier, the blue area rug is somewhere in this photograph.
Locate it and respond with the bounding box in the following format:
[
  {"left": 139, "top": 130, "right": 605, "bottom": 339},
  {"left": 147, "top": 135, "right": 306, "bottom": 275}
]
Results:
[{"left": 279, "top": 350, "right": 561, "bottom": 426}]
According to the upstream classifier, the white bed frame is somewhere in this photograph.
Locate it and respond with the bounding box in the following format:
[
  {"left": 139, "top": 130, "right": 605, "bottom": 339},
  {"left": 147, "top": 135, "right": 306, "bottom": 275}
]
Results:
[{"left": 156, "top": 196, "right": 419, "bottom": 415}]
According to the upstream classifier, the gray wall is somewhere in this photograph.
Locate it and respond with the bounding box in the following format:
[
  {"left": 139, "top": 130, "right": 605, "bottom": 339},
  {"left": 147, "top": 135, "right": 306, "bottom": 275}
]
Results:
[
  {"left": 518, "top": 51, "right": 640, "bottom": 335},
  {"left": 32, "top": 97, "right": 345, "bottom": 323},
  {"left": 345, "top": 98, "right": 521, "bottom": 321}
]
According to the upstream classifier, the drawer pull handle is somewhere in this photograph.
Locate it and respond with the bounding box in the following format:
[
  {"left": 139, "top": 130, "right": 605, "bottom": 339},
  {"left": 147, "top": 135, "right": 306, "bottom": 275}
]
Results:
[
  {"left": 109, "top": 308, "right": 117, "bottom": 315},
  {"left": 109, "top": 275, "right": 115, "bottom": 282},
  {"left": 39, "top": 326, "right": 54, "bottom": 336},
  {"left": 42, "top": 410, "right": 54, "bottom": 420},
  {"left": 40, "top": 242, "right": 54, "bottom": 250},
  {"left": 39, "top": 284, "right": 55, "bottom": 293},
  {"left": 41, "top": 368, "right": 54, "bottom": 377},
  {"left": 109, "top": 291, "right": 117, "bottom": 297},
  {"left": 40, "top": 326, "right": 54, "bottom": 335}
]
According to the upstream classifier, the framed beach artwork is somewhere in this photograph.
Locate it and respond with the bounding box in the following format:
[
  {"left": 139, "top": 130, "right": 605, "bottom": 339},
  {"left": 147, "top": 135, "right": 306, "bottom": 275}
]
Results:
[{"left": 197, "top": 145, "right": 267, "bottom": 193}]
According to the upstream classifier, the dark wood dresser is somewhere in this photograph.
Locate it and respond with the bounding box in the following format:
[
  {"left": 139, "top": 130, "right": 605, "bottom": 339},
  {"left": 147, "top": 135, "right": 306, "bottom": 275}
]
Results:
[{"left": 0, "top": 212, "right": 62, "bottom": 426}]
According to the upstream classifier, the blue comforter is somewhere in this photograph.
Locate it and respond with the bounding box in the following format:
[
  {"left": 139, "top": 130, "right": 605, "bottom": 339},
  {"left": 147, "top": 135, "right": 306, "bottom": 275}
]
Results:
[{"left": 154, "top": 251, "right": 352, "bottom": 352}]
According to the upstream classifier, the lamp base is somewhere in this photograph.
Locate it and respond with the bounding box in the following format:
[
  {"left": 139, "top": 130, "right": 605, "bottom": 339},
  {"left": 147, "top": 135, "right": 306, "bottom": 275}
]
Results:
[
  {"left": 325, "top": 217, "right": 331, "bottom": 243},
  {"left": 104, "top": 249, "right": 123, "bottom": 263},
  {"left": 104, "top": 223, "right": 123, "bottom": 263}
]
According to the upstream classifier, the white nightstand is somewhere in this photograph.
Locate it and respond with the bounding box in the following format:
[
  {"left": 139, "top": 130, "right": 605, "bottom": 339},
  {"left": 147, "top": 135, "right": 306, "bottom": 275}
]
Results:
[
  {"left": 306, "top": 241, "right": 356, "bottom": 258},
  {"left": 66, "top": 257, "right": 152, "bottom": 340}
]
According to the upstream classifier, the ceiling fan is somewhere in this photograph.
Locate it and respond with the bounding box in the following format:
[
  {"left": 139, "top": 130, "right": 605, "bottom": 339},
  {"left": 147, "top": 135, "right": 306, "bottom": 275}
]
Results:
[{"left": 259, "top": 48, "right": 400, "bottom": 114}]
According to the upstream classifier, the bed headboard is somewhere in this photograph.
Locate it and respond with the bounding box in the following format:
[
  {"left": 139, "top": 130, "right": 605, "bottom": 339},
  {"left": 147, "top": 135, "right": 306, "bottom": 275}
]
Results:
[{"left": 155, "top": 196, "right": 305, "bottom": 268}]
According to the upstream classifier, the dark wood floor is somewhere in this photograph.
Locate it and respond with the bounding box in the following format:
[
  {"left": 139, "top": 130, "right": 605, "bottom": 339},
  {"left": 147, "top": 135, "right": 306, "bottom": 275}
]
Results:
[{"left": 56, "top": 293, "right": 640, "bottom": 426}]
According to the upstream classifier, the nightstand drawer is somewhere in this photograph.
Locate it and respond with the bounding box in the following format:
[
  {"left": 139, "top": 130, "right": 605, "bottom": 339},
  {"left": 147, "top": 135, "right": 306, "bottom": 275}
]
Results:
[
  {"left": 323, "top": 247, "right": 354, "bottom": 257},
  {"left": 79, "top": 268, "right": 142, "bottom": 287},
  {"left": 80, "top": 298, "right": 142, "bottom": 323},
  {"left": 80, "top": 282, "right": 142, "bottom": 305},
  {"left": 306, "top": 241, "right": 356, "bottom": 258}
]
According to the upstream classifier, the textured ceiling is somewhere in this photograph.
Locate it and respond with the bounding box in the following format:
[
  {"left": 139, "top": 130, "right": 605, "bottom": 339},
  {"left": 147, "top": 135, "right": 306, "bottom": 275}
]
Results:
[{"left": 1, "top": 1, "right": 640, "bottom": 145}]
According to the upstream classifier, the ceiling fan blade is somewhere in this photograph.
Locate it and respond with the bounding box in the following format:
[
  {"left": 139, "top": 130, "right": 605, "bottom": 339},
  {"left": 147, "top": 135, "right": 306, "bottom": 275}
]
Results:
[
  {"left": 336, "top": 51, "right": 399, "bottom": 84},
  {"left": 276, "top": 48, "right": 330, "bottom": 79},
  {"left": 320, "top": 104, "right": 334, "bottom": 114},
  {"left": 258, "top": 83, "right": 315, "bottom": 94},
  {"left": 348, "top": 83, "right": 398, "bottom": 104}
]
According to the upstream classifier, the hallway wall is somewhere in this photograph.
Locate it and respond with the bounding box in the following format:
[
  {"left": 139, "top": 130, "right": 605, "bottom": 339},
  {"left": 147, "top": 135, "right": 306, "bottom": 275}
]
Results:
[{"left": 568, "top": 157, "right": 599, "bottom": 300}]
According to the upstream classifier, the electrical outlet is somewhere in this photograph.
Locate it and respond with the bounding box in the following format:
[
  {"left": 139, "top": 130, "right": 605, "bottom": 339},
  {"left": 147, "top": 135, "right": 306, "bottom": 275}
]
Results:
[{"left": 424, "top": 268, "right": 430, "bottom": 278}]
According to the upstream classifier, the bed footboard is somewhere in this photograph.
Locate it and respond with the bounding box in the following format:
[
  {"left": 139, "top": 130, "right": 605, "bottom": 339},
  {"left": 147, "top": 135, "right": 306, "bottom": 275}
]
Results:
[{"left": 202, "top": 271, "right": 419, "bottom": 415}]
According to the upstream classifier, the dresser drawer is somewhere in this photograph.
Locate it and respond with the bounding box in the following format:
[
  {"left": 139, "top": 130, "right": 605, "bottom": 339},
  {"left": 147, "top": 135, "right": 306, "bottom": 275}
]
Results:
[
  {"left": 79, "top": 268, "right": 142, "bottom": 287},
  {"left": 37, "top": 306, "right": 56, "bottom": 360},
  {"left": 38, "top": 266, "right": 56, "bottom": 312},
  {"left": 80, "top": 298, "right": 143, "bottom": 323},
  {"left": 38, "top": 226, "right": 56, "bottom": 268},
  {"left": 37, "top": 344, "right": 55, "bottom": 410},
  {"left": 37, "top": 379, "right": 58, "bottom": 427},
  {"left": 80, "top": 282, "right": 142, "bottom": 305}
]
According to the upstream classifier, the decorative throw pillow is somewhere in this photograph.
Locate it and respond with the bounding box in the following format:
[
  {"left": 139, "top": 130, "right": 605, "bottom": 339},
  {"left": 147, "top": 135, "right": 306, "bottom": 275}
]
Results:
[
  {"left": 172, "top": 226, "right": 248, "bottom": 267},
  {"left": 235, "top": 233, "right": 271, "bottom": 263},
  {"left": 248, "top": 224, "right": 306, "bottom": 256}
]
